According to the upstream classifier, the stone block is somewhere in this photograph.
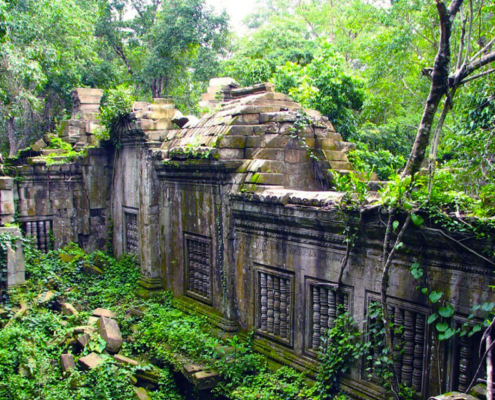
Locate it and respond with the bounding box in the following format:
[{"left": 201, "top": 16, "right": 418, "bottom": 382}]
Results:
[
  {"left": 98, "top": 316, "right": 123, "bottom": 353},
  {"left": 191, "top": 370, "right": 220, "bottom": 390},
  {"left": 77, "top": 333, "right": 90, "bottom": 348},
  {"left": 60, "top": 354, "right": 76, "bottom": 372},
  {"left": 216, "top": 136, "right": 246, "bottom": 149},
  {"left": 138, "top": 120, "right": 173, "bottom": 131},
  {"left": 317, "top": 139, "right": 338, "bottom": 150},
  {"left": 245, "top": 136, "right": 262, "bottom": 148},
  {"left": 226, "top": 125, "right": 256, "bottom": 136},
  {"left": 88, "top": 316, "right": 99, "bottom": 326},
  {"left": 31, "top": 139, "right": 47, "bottom": 152},
  {"left": 329, "top": 160, "right": 354, "bottom": 171},
  {"left": 114, "top": 354, "right": 139, "bottom": 367},
  {"left": 38, "top": 291, "right": 56, "bottom": 304},
  {"left": 235, "top": 114, "right": 260, "bottom": 125},
  {"left": 73, "top": 326, "right": 96, "bottom": 334},
  {"left": 0, "top": 177, "right": 14, "bottom": 190},
  {"left": 133, "top": 387, "right": 152, "bottom": 400},
  {"left": 78, "top": 352, "right": 104, "bottom": 370},
  {"left": 92, "top": 308, "right": 116, "bottom": 318},
  {"left": 252, "top": 173, "right": 285, "bottom": 186},
  {"left": 323, "top": 150, "right": 348, "bottom": 161},
  {"left": 265, "top": 136, "right": 291, "bottom": 148},
  {"left": 252, "top": 148, "right": 285, "bottom": 161},
  {"left": 217, "top": 149, "right": 245, "bottom": 160},
  {"left": 285, "top": 149, "right": 310, "bottom": 163},
  {"left": 61, "top": 303, "right": 79, "bottom": 316}
]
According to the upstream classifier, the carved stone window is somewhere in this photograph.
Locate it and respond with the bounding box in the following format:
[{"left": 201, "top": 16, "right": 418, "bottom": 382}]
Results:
[
  {"left": 306, "top": 280, "right": 350, "bottom": 355},
  {"left": 366, "top": 299, "right": 427, "bottom": 394},
  {"left": 124, "top": 211, "right": 138, "bottom": 255},
  {"left": 451, "top": 320, "right": 484, "bottom": 392},
  {"left": 23, "top": 220, "right": 53, "bottom": 253},
  {"left": 185, "top": 233, "right": 212, "bottom": 304},
  {"left": 255, "top": 265, "right": 294, "bottom": 347}
]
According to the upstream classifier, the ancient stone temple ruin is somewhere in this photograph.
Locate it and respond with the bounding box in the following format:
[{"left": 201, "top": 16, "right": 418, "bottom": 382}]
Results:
[{"left": 1, "top": 79, "right": 494, "bottom": 399}]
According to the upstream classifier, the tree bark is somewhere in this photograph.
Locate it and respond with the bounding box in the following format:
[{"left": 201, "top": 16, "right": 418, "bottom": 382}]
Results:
[
  {"left": 7, "top": 117, "right": 17, "bottom": 157},
  {"left": 402, "top": 0, "right": 462, "bottom": 178}
]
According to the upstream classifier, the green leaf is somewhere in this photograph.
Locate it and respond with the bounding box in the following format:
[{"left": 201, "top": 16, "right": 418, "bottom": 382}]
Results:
[
  {"left": 421, "top": 287, "right": 429, "bottom": 295},
  {"left": 410, "top": 267, "right": 423, "bottom": 280},
  {"left": 481, "top": 302, "right": 495, "bottom": 312},
  {"left": 392, "top": 220, "right": 399, "bottom": 231},
  {"left": 428, "top": 313, "right": 438, "bottom": 324},
  {"left": 436, "top": 322, "right": 449, "bottom": 332},
  {"left": 438, "top": 304, "right": 455, "bottom": 318},
  {"left": 429, "top": 291, "right": 443, "bottom": 304},
  {"left": 438, "top": 328, "right": 456, "bottom": 341},
  {"left": 468, "top": 324, "right": 482, "bottom": 337},
  {"left": 411, "top": 214, "right": 424, "bottom": 227},
  {"left": 403, "top": 201, "right": 413, "bottom": 211}
]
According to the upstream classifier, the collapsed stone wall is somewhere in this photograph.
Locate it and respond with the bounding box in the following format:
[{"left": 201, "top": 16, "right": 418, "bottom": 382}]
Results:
[{"left": 3, "top": 81, "right": 494, "bottom": 399}]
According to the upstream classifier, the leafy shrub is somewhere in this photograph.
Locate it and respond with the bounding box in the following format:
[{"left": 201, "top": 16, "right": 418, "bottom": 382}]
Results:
[
  {"left": 348, "top": 148, "right": 405, "bottom": 181},
  {"left": 98, "top": 85, "right": 135, "bottom": 142}
]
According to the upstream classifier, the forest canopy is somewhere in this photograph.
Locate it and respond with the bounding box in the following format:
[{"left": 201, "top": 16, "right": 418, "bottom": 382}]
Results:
[{"left": 0, "top": 0, "right": 494, "bottom": 204}]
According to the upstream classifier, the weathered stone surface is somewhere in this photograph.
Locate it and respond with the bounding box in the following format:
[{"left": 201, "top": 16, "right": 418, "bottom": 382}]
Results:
[
  {"left": 88, "top": 316, "right": 99, "bottom": 326},
  {"left": 73, "top": 326, "right": 96, "bottom": 334},
  {"left": 133, "top": 387, "right": 152, "bottom": 400},
  {"left": 31, "top": 139, "right": 47, "bottom": 151},
  {"left": 98, "top": 316, "right": 123, "bottom": 353},
  {"left": 191, "top": 370, "right": 220, "bottom": 390},
  {"left": 76, "top": 333, "right": 90, "bottom": 348},
  {"left": 61, "top": 303, "right": 78, "bottom": 316},
  {"left": 92, "top": 308, "right": 116, "bottom": 318},
  {"left": 114, "top": 354, "right": 139, "bottom": 367},
  {"left": 38, "top": 291, "right": 56, "bottom": 304},
  {"left": 60, "top": 354, "right": 76, "bottom": 372},
  {"left": 78, "top": 352, "right": 104, "bottom": 370}
]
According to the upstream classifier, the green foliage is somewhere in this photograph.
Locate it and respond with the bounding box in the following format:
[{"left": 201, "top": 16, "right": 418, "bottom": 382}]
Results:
[
  {"left": 98, "top": 85, "right": 134, "bottom": 142},
  {"left": 348, "top": 148, "right": 405, "bottom": 181},
  {"left": 272, "top": 45, "right": 365, "bottom": 137},
  {"left": 333, "top": 171, "right": 369, "bottom": 209},
  {"left": 46, "top": 137, "right": 72, "bottom": 152},
  {"left": 314, "top": 310, "right": 365, "bottom": 398}
]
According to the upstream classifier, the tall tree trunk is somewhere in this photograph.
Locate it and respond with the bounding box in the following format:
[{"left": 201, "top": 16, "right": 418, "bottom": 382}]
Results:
[
  {"left": 151, "top": 76, "right": 163, "bottom": 98},
  {"left": 401, "top": 1, "right": 463, "bottom": 178},
  {"left": 7, "top": 117, "right": 17, "bottom": 157}
]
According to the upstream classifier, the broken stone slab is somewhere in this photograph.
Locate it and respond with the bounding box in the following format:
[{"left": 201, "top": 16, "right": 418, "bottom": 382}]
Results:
[
  {"left": 78, "top": 352, "right": 104, "bottom": 370},
  {"left": 98, "top": 316, "right": 123, "bottom": 353},
  {"left": 92, "top": 308, "right": 116, "bottom": 318},
  {"left": 114, "top": 354, "right": 139, "bottom": 367},
  {"left": 61, "top": 303, "right": 78, "bottom": 317},
  {"left": 133, "top": 387, "right": 152, "bottom": 400},
  {"left": 77, "top": 333, "right": 90, "bottom": 348},
  {"left": 60, "top": 354, "right": 76, "bottom": 372},
  {"left": 191, "top": 370, "right": 220, "bottom": 390},
  {"left": 31, "top": 139, "right": 47, "bottom": 152},
  {"left": 182, "top": 363, "right": 203, "bottom": 377},
  {"left": 73, "top": 326, "right": 96, "bottom": 335},
  {"left": 37, "top": 291, "right": 56, "bottom": 304},
  {"left": 88, "top": 316, "right": 99, "bottom": 326}
]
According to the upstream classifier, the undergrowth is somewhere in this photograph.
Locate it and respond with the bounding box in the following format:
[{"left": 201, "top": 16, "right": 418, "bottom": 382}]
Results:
[{"left": 0, "top": 242, "right": 354, "bottom": 400}]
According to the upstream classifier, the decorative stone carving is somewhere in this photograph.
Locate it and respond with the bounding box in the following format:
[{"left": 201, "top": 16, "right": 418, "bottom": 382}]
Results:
[
  {"left": 308, "top": 281, "right": 350, "bottom": 353},
  {"left": 23, "top": 220, "right": 52, "bottom": 252},
  {"left": 185, "top": 234, "right": 212, "bottom": 303},
  {"left": 124, "top": 212, "right": 138, "bottom": 255},
  {"left": 257, "top": 267, "right": 293, "bottom": 345},
  {"left": 367, "top": 301, "right": 427, "bottom": 394}
]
